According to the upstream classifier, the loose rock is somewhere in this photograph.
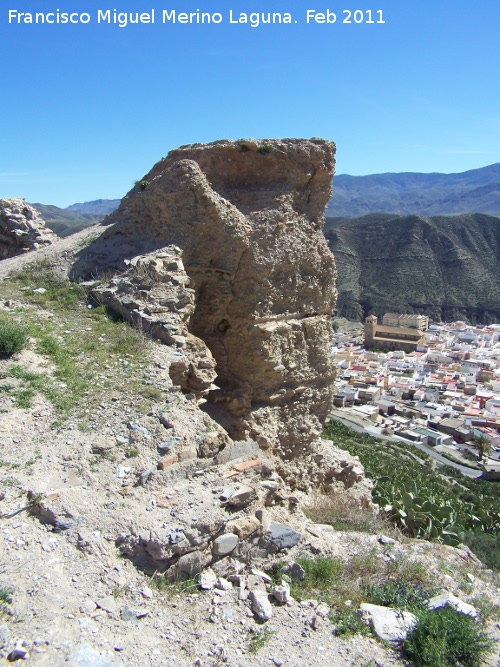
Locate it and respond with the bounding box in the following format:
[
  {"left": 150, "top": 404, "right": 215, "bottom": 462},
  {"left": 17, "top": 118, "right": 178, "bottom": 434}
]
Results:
[
  {"left": 359, "top": 603, "right": 416, "bottom": 643},
  {"left": 249, "top": 589, "right": 273, "bottom": 621},
  {"left": 213, "top": 533, "right": 239, "bottom": 556}
]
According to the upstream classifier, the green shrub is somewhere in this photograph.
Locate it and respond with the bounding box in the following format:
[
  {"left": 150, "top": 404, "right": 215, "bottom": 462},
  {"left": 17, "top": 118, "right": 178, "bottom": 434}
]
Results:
[
  {"left": 365, "top": 577, "right": 437, "bottom": 613},
  {"left": 464, "top": 532, "right": 500, "bottom": 571},
  {"left": 403, "top": 607, "right": 494, "bottom": 667},
  {"left": 257, "top": 145, "right": 271, "bottom": 154},
  {"left": 296, "top": 556, "right": 343, "bottom": 590},
  {"left": 0, "top": 320, "right": 28, "bottom": 357},
  {"left": 247, "top": 626, "right": 274, "bottom": 653}
]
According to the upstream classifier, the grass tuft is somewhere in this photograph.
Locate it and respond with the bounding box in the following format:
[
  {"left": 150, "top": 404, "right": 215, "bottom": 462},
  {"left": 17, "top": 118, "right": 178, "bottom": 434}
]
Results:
[
  {"left": 304, "top": 492, "right": 393, "bottom": 534},
  {"left": 0, "top": 585, "right": 13, "bottom": 616},
  {"left": 247, "top": 626, "right": 274, "bottom": 653}
]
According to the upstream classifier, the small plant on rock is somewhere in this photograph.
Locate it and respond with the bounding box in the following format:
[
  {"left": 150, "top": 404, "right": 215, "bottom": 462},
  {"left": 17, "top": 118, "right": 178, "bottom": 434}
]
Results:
[{"left": 125, "top": 446, "right": 139, "bottom": 458}]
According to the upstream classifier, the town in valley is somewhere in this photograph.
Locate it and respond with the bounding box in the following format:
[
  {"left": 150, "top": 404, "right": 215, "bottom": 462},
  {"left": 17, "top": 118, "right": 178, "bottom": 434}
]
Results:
[{"left": 331, "top": 312, "right": 500, "bottom": 479}]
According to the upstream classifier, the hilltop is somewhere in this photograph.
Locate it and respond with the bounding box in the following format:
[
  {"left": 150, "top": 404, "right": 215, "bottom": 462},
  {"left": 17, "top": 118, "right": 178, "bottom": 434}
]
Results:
[
  {"left": 1, "top": 141, "right": 500, "bottom": 666},
  {"left": 1, "top": 228, "right": 499, "bottom": 666}
]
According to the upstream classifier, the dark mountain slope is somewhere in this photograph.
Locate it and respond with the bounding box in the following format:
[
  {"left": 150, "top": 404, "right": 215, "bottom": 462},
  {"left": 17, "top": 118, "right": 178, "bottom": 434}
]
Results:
[{"left": 325, "top": 213, "right": 500, "bottom": 323}]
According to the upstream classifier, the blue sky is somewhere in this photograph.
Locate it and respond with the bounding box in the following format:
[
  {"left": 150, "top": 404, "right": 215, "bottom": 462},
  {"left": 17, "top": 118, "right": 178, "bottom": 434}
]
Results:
[{"left": 1, "top": 0, "right": 499, "bottom": 206}]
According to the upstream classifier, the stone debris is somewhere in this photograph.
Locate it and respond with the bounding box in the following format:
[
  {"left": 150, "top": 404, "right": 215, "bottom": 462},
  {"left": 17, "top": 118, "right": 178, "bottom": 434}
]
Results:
[
  {"left": 200, "top": 569, "right": 217, "bottom": 590},
  {"left": 216, "top": 577, "right": 232, "bottom": 591},
  {"left": 272, "top": 581, "right": 291, "bottom": 604},
  {"left": 224, "top": 484, "right": 255, "bottom": 507},
  {"left": 95, "top": 595, "right": 119, "bottom": 614},
  {"left": 265, "top": 521, "right": 301, "bottom": 551},
  {"left": 315, "top": 603, "right": 331, "bottom": 619},
  {"left": 359, "top": 603, "right": 417, "bottom": 643},
  {"left": 226, "top": 517, "right": 260, "bottom": 539},
  {"left": 283, "top": 561, "right": 306, "bottom": 581},
  {"left": 232, "top": 459, "right": 263, "bottom": 472},
  {"left": 157, "top": 453, "right": 178, "bottom": 470},
  {"left": 0, "top": 198, "right": 57, "bottom": 259},
  {"left": 251, "top": 568, "right": 273, "bottom": 584},
  {"left": 7, "top": 640, "right": 28, "bottom": 661},
  {"left": 219, "top": 487, "right": 234, "bottom": 502},
  {"left": 249, "top": 589, "right": 273, "bottom": 621},
  {"left": 213, "top": 533, "right": 239, "bottom": 556},
  {"left": 427, "top": 591, "right": 478, "bottom": 617}
]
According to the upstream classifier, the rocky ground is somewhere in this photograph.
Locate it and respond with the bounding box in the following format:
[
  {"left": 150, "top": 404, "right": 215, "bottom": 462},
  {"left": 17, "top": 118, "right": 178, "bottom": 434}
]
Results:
[{"left": 0, "top": 226, "right": 499, "bottom": 666}]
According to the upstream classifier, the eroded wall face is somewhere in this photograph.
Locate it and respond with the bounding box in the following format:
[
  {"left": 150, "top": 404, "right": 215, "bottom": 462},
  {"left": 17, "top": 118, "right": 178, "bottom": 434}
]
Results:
[
  {"left": 73, "top": 138, "right": 337, "bottom": 459},
  {"left": 0, "top": 198, "right": 57, "bottom": 259}
]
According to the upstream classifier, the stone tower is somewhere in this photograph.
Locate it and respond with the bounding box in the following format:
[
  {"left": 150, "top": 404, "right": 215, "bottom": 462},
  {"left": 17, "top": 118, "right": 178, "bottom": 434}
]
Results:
[
  {"left": 364, "top": 314, "right": 378, "bottom": 348},
  {"left": 72, "top": 138, "right": 337, "bottom": 469}
]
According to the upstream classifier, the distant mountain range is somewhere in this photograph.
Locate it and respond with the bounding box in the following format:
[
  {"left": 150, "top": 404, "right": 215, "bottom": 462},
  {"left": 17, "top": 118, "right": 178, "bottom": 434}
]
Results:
[
  {"left": 327, "top": 163, "right": 500, "bottom": 217},
  {"left": 31, "top": 199, "right": 120, "bottom": 237},
  {"left": 66, "top": 199, "right": 121, "bottom": 216},
  {"left": 325, "top": 212, "right": 500, "bottom": 324},
  {"left": 31, "top": 163, "right": 500, "bottom": 238}
]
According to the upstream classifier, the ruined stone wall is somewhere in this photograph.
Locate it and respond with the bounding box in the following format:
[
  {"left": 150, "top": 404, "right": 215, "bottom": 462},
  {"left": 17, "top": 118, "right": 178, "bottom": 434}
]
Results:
[
  {"left": 0, "top": 198, "right": 57, "bottom": 259},
  {"left": 73, "top": 139, "right": 337, "bottom": 462}
]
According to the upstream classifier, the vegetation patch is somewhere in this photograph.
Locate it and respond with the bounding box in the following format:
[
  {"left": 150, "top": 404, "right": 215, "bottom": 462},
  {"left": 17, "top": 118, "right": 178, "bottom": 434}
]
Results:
[
  {"left": 364, "top": 577, "right": 437, "bottom": 612},
  {"left": 324, "top": 420, "right": 500, "bottom": 567},
  {"left": 304, "top": 491, "right": 395, "bottom": 534},
  {"left": 271, "top": 551, "right": 495, "bottom": 662},
  {"left": 271, "top": 551, "right": 434, "bottom": 638},
  {"left": 333, "top": 607, "right": 370, "bottom": 637},
  {"left": 11, "top": 262, "right": 85, "bottom": 310},
  {"left": 0, "top": 317, "right": 28, "bottom": 357},
  {"left": 247, "top": 626, "right": 274, "bottom": 653},
  {"left": 403, "top": 606, "right": 494, "bottom": 667},
  {"left": 148, "top": 572, "right": 199, "bottom": 597},
  {"left": 0, "top": 264, "right": 149, "bottom": 425}
]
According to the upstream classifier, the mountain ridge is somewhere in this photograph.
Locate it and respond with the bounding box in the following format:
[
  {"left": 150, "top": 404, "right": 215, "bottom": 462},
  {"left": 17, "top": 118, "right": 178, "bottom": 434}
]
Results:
[
  {"left": 65, "top": 198, "right": 121, "bottom": 215},
  {"left": 327, "top": 162, "right": 500, "bottom": 217}
]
